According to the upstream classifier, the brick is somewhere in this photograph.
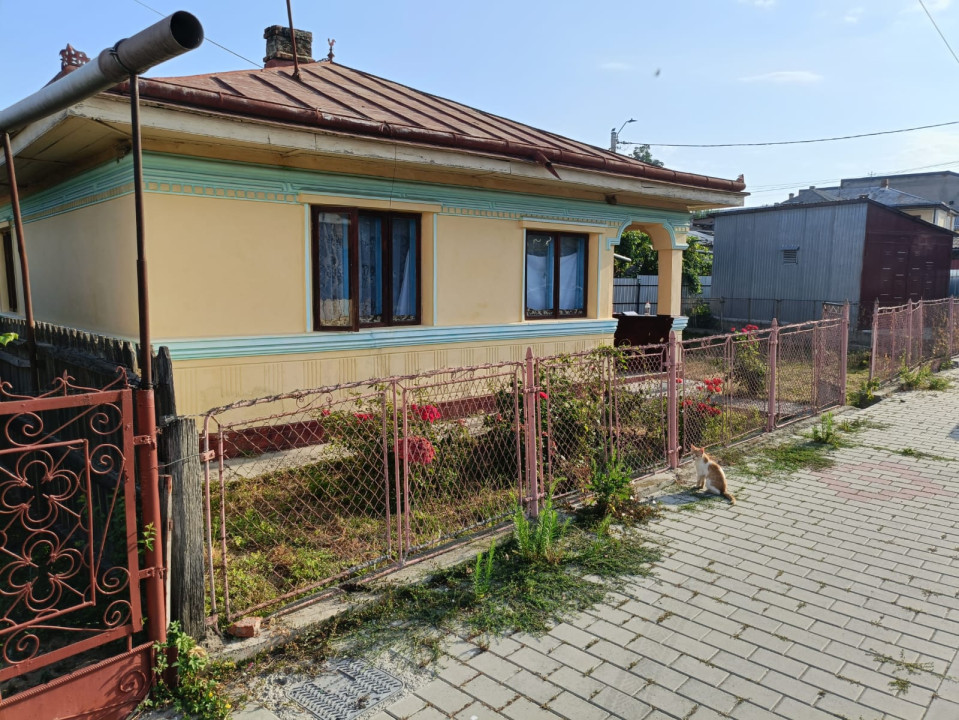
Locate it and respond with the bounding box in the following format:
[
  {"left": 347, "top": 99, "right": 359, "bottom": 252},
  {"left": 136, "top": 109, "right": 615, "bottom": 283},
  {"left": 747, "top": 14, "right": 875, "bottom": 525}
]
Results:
[{"left": 228, "top": 616, "right": 261, "bottom": 638}]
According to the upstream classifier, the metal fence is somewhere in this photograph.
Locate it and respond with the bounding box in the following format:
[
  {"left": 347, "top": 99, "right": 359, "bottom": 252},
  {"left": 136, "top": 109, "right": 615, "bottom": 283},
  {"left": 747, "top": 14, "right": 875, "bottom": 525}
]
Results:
[
  {"left": 870, "top": 298, "right": 959, "bottom": 383},
  {"left": 201, "top": 311, "right": 848, "bottom": 622}
]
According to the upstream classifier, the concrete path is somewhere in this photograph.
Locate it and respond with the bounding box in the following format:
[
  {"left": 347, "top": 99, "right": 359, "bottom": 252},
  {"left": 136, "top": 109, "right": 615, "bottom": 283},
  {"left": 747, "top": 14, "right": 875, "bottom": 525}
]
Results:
[{"left": 239, "top": 372, "right": 959, "bottom": 720}]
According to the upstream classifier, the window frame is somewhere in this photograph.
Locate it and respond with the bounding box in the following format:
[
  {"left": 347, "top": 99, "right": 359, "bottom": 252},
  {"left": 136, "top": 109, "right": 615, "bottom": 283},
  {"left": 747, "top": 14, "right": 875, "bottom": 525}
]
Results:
[
  {"left": 524, "top": 230, "right": 589, "bottom": 321},
  {"left": 1, "top": 229, "right": 17, "bottom": 313},
  {"left": 311, "top": 206, "right": 422, "bottom": 332}
]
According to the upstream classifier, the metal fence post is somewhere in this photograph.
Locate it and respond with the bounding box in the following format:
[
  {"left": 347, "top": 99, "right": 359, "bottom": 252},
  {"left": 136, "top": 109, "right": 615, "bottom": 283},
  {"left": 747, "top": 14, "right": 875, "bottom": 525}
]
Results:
[
  {"left": 524, "top": 347, "right": 540, "bottom": 517},
  {"left": 667, "top": 331, "right": 679, "bottom": 468},
  {"left": 840, "top": 301, "right": 849, "bottom": 402},
  {"left": 766, "top": 319, "right": 778, "bottom": 431},
  {"left": 907, "top": 299, "right": 914, "bottom": 366},
  {"left": 870, "top": 298, "right": 879, "bottom": 381},
  {"left": 950, "top": 297, "right": 956, "bottom": 358},
  {"left": 918, "top": 299, "right": 925, "bottom": 362}
]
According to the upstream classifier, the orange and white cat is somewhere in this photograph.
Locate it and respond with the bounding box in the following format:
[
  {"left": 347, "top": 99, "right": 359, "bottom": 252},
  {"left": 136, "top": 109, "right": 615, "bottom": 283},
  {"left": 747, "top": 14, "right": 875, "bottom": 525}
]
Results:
[{"left": 690, "top": 445, "right": 736, "bottom": 505}]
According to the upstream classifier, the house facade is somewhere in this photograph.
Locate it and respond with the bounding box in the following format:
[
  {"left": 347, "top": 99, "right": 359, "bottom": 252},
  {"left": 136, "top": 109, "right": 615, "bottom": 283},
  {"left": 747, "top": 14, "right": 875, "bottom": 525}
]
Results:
[{"left": 0, "top": 28, "right": 745, "bottom": 414}]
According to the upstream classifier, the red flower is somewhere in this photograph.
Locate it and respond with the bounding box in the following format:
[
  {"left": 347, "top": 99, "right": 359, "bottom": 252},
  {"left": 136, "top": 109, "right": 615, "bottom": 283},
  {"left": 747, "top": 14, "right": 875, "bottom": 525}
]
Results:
[
  {"left": 538, "top": 391, "right": 549, "bottom": 400},
  {"left": 321, "top": 409, "right": 331, "bottom": 417},
  {"left": 397, "top": 436, "right": 436, "bottom": 465},
  {"left": 682, "top": 398, "right": 693, "bottom": 407},
  {"left": 676, "top": 378, "right": 683, "bottom": 384},
  {"left": 354, "top": 412, "right": 374, "bottom": 422},
  {"left": 730, "top": 327, "right": 736, "bottom": 332},
  {"left": 413, "top": 404, "right": 441, "bottom": 423}
]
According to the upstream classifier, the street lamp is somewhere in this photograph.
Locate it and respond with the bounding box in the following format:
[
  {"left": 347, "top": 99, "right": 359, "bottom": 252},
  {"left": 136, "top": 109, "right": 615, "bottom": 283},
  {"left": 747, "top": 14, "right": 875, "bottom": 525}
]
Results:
[{"left": 610, "top": 118, "right": 635, "bottom": 152}]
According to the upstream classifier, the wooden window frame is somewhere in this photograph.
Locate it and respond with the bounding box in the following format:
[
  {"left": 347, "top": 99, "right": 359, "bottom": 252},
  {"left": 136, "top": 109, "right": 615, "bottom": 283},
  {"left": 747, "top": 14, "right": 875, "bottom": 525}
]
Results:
[
  {"left": 311, "top": 206, "right": 422, "bottom": 332},
  {"left": 1, "top": 230, "right": 16, "bottom": 313},
  {"left": 524, "top": 231, "right": 589, "bottom": 321}
]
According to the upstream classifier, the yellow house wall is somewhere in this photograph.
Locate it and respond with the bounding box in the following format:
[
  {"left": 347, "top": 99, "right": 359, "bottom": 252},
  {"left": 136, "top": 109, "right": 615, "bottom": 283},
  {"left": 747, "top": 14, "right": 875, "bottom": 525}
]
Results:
[
  {"left": 172, "top": 333, "right": 613, "bottom": 415},
  {"left": 146, "top": 194, "right": 306, "bottom": 339},
  {"left": 15, "top": 197, "right": 139, "bottom": 336}
]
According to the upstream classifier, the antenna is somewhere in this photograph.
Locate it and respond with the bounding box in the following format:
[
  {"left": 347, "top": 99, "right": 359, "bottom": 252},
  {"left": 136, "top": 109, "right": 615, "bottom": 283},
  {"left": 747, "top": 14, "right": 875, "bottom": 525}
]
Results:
[{"left": 285, "top": 0, "right": 301, "bottom": 80}]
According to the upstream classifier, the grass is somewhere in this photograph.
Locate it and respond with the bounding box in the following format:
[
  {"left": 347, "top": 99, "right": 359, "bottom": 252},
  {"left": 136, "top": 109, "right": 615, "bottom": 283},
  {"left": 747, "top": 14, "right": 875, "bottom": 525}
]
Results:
[{"left": 231, "top": 517, "right": 662, "bottom": 679}]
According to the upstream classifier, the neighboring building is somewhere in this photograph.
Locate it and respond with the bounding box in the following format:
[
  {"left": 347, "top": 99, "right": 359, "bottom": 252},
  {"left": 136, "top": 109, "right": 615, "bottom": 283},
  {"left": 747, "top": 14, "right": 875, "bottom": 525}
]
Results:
[
  {"left": 712, "top": 198, "right": 953, "bottom": 327},
  {"left": 0, "top": 27, "right": 745, "bottom": 413},
  {"left": 782, "top": 182, "right": 958, "bottom": 230},
  {"left": 840, "top": 171, "right": 959, "bottom": 229}
]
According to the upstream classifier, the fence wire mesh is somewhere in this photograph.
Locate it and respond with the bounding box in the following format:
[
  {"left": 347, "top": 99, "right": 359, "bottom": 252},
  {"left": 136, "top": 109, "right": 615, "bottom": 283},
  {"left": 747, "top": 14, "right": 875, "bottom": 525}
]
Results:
[
  {"left": 871, "top": 298, "right": 957, "bottom": 384},
  {"left": 201, "top": 315, "right": 851, "bottom": 622}
]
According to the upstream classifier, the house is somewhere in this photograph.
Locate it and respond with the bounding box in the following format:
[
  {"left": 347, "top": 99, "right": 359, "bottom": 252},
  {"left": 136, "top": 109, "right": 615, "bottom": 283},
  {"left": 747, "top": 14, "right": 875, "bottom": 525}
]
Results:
[
  {"left": 711, "top": 197, "right": 953, "bottom": 328},
  {"left": 782, "top": 181, "right": 958, "bottom": 230},
  {"left": 0, "top": 26, "right": 745, "bottom": 414},
  {"left": 839, "top": 171, "right": 959, "bottom": 229}
]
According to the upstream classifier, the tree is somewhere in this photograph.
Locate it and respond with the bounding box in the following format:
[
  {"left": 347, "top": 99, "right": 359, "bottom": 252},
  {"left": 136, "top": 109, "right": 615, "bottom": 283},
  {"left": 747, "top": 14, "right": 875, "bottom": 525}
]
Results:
[
  {"left": 631, "top": 145, "right": 664, "bottom": 167},
  {"left": 614, "top": 231, "right": 712, "bottom": 295}
]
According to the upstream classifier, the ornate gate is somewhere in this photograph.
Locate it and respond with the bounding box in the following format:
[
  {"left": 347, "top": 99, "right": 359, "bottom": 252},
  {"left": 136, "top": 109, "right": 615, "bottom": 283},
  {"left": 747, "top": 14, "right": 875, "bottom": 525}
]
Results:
[{"left": 0, "top": 372, "right": 161, "bottom": 720}]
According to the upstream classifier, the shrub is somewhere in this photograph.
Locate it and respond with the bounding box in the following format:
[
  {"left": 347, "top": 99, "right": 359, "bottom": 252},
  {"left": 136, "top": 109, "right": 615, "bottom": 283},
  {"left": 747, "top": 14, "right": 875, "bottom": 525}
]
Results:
[
  {"left": 810, "top": 412, "right": 841, "bottom": 448},
  {"left": 472, "top": 540, "right": 496, "bottom": 598},
  {"left": 512, "top": 492, "right": 569, "bottom": 565},
  {"left": 731, "top": 325, "right": 767, "bottom": 394},
  {"left": 145, "top": 622, "right": 232, "bottom": 720},
  {"left": 848, "top": 378, "right": 880, "bottom": 408},
  {"left": 587, "top": 452, "right": 633, "bottom": 517}
]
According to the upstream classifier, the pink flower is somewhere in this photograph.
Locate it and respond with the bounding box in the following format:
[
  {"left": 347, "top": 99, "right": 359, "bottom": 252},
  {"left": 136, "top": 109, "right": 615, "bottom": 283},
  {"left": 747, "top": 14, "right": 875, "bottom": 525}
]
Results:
[
  {"left": 730, "top": 327, "right": 736, "bottom": 332},
  {"left": 538, "top": 391, "right": 549, "bottom": 400},
  {"left": 413, "top": 404, "right": 441, "bottom": 423},
  {"left": 321, "top": 409, "right": 331, "bottom": 417},
  {"left": 354, "top": 412, "right": 374, "bottom": 422}
]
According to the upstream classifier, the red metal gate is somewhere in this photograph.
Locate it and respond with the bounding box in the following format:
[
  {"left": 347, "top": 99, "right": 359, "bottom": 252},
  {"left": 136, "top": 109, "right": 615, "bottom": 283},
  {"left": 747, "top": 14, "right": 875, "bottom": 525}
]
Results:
[{"left": 0, "top": 371, "right": 161, "bottom": 719}]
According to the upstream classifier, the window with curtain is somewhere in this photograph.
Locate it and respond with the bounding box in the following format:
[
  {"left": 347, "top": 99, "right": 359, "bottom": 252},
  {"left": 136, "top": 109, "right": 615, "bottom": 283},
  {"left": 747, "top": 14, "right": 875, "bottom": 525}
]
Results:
[
  {"left": 525, "top": 231, "right": 586, "bottom": 319},
  {"left": 312, "top": 207, "right": 420, "bottom": 331}
]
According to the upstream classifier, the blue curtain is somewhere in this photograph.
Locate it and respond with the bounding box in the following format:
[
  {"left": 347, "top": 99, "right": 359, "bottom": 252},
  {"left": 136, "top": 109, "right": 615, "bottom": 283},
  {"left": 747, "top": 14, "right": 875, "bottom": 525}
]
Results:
[
  {"left": 316, "top": 211, "right": 351, "bottom": 326},
  {"left": 358, "top": 215, "right": 383, "bottom": 323},
  {"left": 392, "top": 217, "right": 417, "bottom": 321},
  {"left": 559, "top": 235, "right": 585, "bottom": 314},
  {"left": 526, "top": 234, "right": 554, "bottom": 315}
]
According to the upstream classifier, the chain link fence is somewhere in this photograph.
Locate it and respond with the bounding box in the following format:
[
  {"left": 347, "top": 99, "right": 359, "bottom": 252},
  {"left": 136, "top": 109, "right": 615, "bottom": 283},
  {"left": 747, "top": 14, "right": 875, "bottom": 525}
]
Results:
[
  {"left": 201, "top": 313, "right": 850, "bottom": 622},
  {"left": 870, "top": 298, "right": 958, "bottom": 383}
]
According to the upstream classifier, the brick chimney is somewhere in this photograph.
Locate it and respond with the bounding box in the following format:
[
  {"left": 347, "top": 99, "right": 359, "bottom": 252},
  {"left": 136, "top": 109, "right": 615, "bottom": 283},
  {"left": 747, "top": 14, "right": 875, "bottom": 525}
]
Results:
[
  {"left": 264, "top": 25, "right": 314, "bottom": 67},
  {"left": 881, "top": 178, "right": 890, "bottom": 189}
]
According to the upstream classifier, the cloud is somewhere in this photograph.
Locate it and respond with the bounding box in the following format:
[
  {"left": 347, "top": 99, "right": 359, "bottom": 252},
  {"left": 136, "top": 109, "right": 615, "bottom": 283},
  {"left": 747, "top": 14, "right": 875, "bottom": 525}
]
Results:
[
  {"left": 599, "top": 61, "right": 632, "bottom": 71},
  {"left": 843, "top": 6, "right": 864, "bottom": 23},
  {"left": 739, "top": 70, "right": 823, "bottom": 84},
  {"left": 738, "top": 0, "right": 776, "bottom": 7},
  {"left": 891, "top": 128, "right": 959, "bottom": 170}
]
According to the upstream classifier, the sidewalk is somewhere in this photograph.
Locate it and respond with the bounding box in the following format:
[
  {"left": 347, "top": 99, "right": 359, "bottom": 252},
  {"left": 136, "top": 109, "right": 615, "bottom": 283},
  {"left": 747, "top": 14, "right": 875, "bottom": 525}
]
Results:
[{"left": 235, "top": 371, "right": 959, "bottom": 720}]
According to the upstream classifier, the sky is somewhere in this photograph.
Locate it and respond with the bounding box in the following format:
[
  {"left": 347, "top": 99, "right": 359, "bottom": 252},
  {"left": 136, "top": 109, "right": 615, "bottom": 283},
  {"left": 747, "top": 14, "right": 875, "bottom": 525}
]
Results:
[{"left": 0, "top": 0, "right": 957, "bottom": 207}]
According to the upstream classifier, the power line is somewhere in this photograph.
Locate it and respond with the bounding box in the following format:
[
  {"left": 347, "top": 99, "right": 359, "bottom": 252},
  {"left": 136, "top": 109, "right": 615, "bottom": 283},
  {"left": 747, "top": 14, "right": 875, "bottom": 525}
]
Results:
[
  {"left": 130, "top": 0, "right": 262, "bottom": 68},
  {"left": 620, "top": 119, "right": 959, "bottom": 148},
  {"left": 918, "top": 0, "right": 959, "bottom": 69}
]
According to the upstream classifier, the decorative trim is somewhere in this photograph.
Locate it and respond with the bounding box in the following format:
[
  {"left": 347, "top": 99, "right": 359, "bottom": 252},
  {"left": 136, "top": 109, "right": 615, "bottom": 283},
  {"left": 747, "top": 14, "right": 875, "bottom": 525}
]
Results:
[
  {"left": 432, "top": 213, "right": 438, "bottom": 326},
  {"left": 158, "top": 320, "right": 619, "bottom": 360},
  {"left": 303, "top": 205, "right": 312, "bottom": 331},
  {"left": 671, "top": 316, "right": 689, "bottom": 332}
]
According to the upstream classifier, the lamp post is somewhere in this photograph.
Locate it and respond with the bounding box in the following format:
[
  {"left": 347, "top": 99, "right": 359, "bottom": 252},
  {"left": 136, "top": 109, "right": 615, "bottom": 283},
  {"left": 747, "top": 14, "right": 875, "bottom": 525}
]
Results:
[{"left": 610, "top": 118, "right": 635, "bottom": 152}]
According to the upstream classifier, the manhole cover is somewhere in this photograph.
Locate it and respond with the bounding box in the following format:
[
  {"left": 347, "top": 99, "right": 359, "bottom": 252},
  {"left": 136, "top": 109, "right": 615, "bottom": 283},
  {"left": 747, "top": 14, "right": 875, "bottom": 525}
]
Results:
[{"left": 287, "top": 658, "right": 403, "bottom": 720}]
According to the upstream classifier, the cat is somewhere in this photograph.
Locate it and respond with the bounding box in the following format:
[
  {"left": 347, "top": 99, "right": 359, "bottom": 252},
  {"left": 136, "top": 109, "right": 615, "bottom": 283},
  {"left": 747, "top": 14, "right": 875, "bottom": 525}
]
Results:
[{"left": 690, "top": 445, "right": 736, "bottom": 505}]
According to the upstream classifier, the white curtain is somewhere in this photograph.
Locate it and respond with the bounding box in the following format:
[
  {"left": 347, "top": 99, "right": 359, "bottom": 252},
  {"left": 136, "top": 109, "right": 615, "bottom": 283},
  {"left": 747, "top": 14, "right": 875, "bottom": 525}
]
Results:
[
  {"left": 526, "top": 235, "right": 554, "bottom": 312},
  {"left": 317, "top": 213, "right": 351, "bottom": 326},
  {"left": 558, "top": 239, "right": 585, "bottom": 312}
]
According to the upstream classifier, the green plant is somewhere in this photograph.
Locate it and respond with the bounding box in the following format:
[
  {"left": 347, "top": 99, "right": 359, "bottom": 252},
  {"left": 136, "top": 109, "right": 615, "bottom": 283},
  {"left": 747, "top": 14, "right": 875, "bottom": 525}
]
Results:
[
  {"left": 512, "top": 493, "right": 569, "bottom": 565},
  {"left": 810, "top": 412, "right": 842, "bottom": 448},
  {"left": 730, "top": 326, "right": 767, "bottom": 394},
  {"left": 473, "top": 540, "right": 496, "bottom": 598},
  {"left": 138, "top": 522, "right": 156, "bottom": 553},
  {"left": 145, "top": 622, "right": 232, "bottom": 720},
  {"left": 898, "top": 359, "right": 931, "bottom": 390},
  {"left": 927, "top": 375, "right": 951, "bottom": 391},
  {"left": 848, "top": 378, "right": 881, "bottom": 408},
  {"left": 0, "top": 332, "right": 16, "bottom": 346},
  {"left": 587, "top": 452, "right": 633, "bottom": 517}
]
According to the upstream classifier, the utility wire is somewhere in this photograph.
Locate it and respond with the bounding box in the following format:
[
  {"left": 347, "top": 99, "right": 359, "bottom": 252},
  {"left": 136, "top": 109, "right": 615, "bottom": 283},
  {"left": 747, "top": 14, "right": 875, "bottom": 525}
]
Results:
[
  {"left": 918, "top": 0, "right": 959, "bottom": 69},
  {"left": 130, "top": 0, "right": 262, "bottom": 68},
  {"left": 621, "top": 119, "right": 959, "bottom": 148},
  {"left": 747, "top": 158, "right": 959, "bottom": 195}
]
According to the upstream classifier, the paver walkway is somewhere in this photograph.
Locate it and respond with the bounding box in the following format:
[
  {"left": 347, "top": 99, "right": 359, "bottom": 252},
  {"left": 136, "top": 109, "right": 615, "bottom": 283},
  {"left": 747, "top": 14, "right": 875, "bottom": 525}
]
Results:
[{"left": 239, "top": 372, "right": 959, "bottom": 720}]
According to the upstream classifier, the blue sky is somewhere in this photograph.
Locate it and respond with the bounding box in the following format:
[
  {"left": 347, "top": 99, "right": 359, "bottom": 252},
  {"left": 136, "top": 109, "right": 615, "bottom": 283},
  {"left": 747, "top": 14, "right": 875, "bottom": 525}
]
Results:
[{"left": 0, "top": 0, "right": 957, "bottom": 206}]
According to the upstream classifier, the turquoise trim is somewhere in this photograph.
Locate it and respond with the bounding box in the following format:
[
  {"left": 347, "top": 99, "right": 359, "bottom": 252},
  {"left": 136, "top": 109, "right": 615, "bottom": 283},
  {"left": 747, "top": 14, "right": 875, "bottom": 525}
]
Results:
[
  {"left": 671, "top": 316, "right": 689, "bottom": 332},
  {"left": 303, "top": 205, "right": 312, "bottom": 331},
  {"left": 159, "top": 320, "right": 618, "bottom": 360}
]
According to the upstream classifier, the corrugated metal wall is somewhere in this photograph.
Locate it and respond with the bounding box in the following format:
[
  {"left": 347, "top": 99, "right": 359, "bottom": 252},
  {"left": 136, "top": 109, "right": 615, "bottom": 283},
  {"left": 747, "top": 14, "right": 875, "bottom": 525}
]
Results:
[{"left": 712, "top": 202, "right": 867, "bottom": 324}]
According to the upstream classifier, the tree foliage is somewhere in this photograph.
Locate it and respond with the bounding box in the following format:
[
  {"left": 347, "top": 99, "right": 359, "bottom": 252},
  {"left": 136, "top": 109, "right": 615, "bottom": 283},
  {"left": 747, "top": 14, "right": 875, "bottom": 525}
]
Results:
[
  {"left": 614, "top": 232, "right": 712, "bottom": 294},
  {"left": 631, "top": 145, "right": 664, "bottom": 167}
]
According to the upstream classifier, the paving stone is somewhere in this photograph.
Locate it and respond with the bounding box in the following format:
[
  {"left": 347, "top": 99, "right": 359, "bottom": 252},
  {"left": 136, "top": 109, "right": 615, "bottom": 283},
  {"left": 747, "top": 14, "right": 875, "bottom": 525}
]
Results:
[
  {"left": 504, "top": 669, "right": 563, "bottom": 705},
  {"left": 385, "top": 694, "right": 428, "bottom": 719},
  {"left": 545, "top": 691, "right": 609, "bottom": 720},
  {"left": 926, "top": 697, "right": 959, "bottom": 720},
  {"left": 501, "top": 696, "right": 565, "bottom": 720},
  {"left": 508, "top": 646, "right": 563, "bottom": 677},
  {"left": 676, "top": 677, "right": 740, "bottom": 715},
  {"left": 590, "top": 685, "right": 654, "bottom": 719},
  {"left": 415, "top": 680, "right": 473, "bottom": 715},
  {"left": 461, "top": 674, "right": 520, "bottom": 711},
  {"left": 546, "top": 666, "right": 606, "bottom": 702},
  {"left": 454, "top": 700, "right": 507, "bottom": 719},
  {"left": 467, "top": 651, "right": 523, "bottom": 682}
]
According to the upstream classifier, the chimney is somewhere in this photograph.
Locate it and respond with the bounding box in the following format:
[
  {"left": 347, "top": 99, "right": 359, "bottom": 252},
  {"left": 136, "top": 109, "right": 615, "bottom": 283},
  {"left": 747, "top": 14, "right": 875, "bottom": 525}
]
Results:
[
  {"left": 881, "top": 178, "right": 890, "bottom": 188},
  {"left": 788, "top": 192, "right": 794, "bottom": 200},
  {"left": 264, "top": 25, "right": 314, "bottom": 67}
]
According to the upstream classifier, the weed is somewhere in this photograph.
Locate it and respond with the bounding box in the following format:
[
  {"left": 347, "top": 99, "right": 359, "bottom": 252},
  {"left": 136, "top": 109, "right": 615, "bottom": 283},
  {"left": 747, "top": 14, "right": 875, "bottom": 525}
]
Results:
[
  {"left": 866, "top": 649, "right": 935, "bottom": 676},
  {"left": 889, "top": 677, "right": 911, "bottom": 697},
  {"left": 587, "top": 452, "right": 633, "bottom": 517},
  {"left": 656, "top": 611, "right": 674, "bottom": 624},
  {"left": 927, "top": 375, "right": 951, "bottom": 391},
  {"left": 512, "top": 493, "right": 569, "bottom": 565},
  {"left": 899, "top": 360, "right": 931, "bottom": 390},
  {"left": 837, "top": 417, "right": 887, "bottom": 433},
  {"left": 848, "top": 378, "right": 881, "bottom": 408},
  {"left": 143, "top": 621, "right": 233, "bottom": 720},
  {"left": 139, "top": 522, "right": 156, "bottom": 553},
  {"left": 760, "top": 441, "right": 836, "bottom": 475},
  {"left": 473, "top": 540, "right": 496, "bottom": 598},
  {"left": 810, "top": 412, "right": 843, "bottom": 448}
]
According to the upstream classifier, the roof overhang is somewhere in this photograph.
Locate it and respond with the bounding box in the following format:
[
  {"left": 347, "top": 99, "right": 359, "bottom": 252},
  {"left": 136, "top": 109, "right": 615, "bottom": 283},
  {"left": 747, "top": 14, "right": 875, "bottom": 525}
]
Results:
[{"left": 0, "top": 93, "right": 745, "bottom": 212}]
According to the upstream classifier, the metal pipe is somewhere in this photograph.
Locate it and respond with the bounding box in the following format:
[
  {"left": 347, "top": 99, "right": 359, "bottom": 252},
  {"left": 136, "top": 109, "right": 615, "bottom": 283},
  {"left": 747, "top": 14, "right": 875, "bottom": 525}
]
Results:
[
  {"left": 0, "top": 12, "right": 203, "bottom": 134},
  {"left": 130, "top": 75, "right": 153, "bottom": 389},
  {"left": 285, "top": 0, "right": 302, "bottom": 81},
  {"left": 1, "top": 133, "right": 38, "bottom": 391}
]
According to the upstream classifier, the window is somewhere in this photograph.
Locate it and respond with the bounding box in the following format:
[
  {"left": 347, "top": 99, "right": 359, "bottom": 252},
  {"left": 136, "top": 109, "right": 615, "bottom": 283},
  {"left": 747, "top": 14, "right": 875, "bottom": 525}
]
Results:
[
  {"left": 1, "top": 230, "right": 16, "bottom": 312},
  {"left": 312, "top": 207, "right": 420, "bottom": 331},
  {"left": 525, "top": 231, "right": 587, "bottom": 319},
  {"left": 782, "top": 245, "right": 799, "bottom": 264}
]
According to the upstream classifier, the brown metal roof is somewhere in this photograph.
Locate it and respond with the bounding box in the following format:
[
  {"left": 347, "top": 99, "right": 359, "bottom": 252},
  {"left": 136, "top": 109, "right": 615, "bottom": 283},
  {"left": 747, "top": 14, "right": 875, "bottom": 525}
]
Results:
[{"left": 117, "top": 61, "right": 744, "bottom": 193}]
